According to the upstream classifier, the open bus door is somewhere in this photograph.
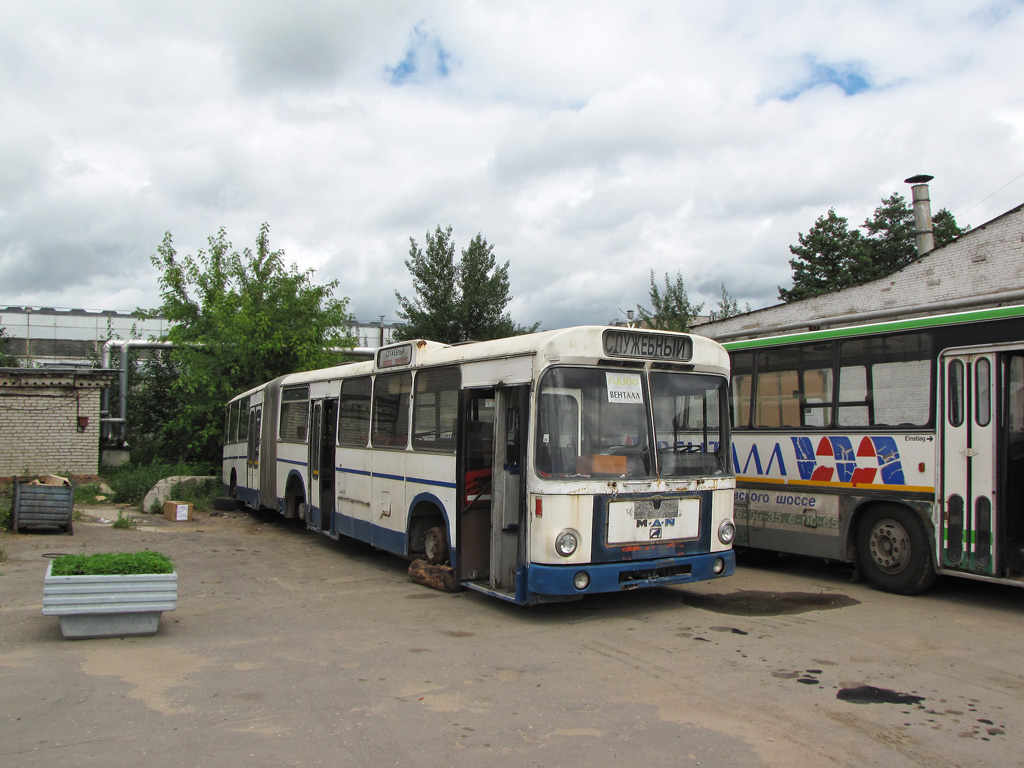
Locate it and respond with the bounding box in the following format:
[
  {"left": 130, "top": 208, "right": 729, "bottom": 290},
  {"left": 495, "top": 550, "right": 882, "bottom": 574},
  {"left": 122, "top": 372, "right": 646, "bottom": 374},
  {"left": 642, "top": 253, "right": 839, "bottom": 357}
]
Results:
[
  {"left": 456, "top": 386, "right": 528, "bottom": 594},
  {"left": 307, "top": 398, "right": 338, "bottom": 534},
  {"left": 246, "top": 404, "right": 262, "bottom": 498},
  {"left": 940, "top": 348, "right": 1024, "bottom": 579}
]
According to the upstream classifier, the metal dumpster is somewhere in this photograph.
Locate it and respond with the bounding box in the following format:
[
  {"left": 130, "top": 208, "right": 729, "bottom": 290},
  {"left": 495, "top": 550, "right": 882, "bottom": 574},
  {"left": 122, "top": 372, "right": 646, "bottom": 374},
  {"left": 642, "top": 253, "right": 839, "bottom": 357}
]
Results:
[{"left": 13, "top": 482, "right": 75, "bottom": 534}]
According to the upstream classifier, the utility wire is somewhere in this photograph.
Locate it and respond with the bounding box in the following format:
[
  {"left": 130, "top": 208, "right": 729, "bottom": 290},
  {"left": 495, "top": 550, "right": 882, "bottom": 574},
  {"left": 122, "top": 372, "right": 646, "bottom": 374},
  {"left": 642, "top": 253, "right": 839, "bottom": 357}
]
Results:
[{"left": 959, "top": 169, "right": 1024, "bottom": 217}]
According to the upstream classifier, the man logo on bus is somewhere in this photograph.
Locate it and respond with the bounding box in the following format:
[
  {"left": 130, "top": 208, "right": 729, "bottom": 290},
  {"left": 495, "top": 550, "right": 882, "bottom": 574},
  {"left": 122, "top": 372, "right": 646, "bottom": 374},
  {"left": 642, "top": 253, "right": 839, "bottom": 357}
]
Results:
[{"left": 792, "top": 436, "right": 905, "bottom": 485}]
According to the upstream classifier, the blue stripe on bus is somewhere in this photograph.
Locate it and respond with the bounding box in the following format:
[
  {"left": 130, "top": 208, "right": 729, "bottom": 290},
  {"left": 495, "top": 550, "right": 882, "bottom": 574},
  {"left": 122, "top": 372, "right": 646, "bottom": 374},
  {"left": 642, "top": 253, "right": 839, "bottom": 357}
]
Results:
[
  {"left": 277, "top": 458, "right": 308, "bottom": 468},
  {"left": 335, "top": 466, "right": 456, "bottom": 490},
  {"left": 338, "top": 467, "right": 372, "bottom": 477},
  {"left": 407, "top": 475, "right": 457, "bottom": 489}
]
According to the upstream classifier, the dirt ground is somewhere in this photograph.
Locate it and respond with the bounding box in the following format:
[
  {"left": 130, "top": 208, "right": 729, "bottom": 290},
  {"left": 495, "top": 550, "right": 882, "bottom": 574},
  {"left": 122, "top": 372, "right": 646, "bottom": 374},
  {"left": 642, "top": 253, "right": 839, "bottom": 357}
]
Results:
[{"left": 1, "top": 504, "right": 1022, "bottom": 768}]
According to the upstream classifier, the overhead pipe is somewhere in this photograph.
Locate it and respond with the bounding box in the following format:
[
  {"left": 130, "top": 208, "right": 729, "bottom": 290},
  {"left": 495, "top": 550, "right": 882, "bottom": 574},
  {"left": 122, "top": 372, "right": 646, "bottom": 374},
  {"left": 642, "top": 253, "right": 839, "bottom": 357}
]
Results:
[{"left": 100, "top": 340, "right": 177, "bottom": 444}]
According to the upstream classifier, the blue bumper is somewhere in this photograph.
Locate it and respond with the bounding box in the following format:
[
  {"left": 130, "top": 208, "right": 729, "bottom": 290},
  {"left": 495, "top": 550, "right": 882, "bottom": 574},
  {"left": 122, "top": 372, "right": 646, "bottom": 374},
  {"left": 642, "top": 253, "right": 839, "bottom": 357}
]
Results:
[{"left": 527, "top": 550, "right": 736, "bottom": 597}]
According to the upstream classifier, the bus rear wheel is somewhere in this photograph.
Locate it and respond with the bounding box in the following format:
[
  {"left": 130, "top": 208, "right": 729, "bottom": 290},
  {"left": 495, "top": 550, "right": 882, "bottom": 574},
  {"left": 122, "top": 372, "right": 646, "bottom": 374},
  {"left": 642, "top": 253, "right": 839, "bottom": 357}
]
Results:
[{"left": 856, "top": 505, "right": 936, "bottom": 595}]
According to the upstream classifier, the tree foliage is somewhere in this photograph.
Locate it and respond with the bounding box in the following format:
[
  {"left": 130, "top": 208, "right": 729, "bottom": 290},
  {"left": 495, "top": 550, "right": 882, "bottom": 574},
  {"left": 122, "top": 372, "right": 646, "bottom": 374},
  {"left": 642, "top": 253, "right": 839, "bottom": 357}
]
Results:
[
  {"left": 0, "top": 326, "right": 20, "bottom": 367},
  {"left": 636, "top": 271, "right": 704, "bottom": 332},
  {"left": 709, "top": 282, "right": 750, "bottom": 321},
  {"left": 394, "top": 226, "right": 538, "bottom": 343},
  {"left": 143, "top": 223, "right": 354, "bottom": 463},
  {"left": 779, "top": 192, "right": 968, "bottom": 302}
]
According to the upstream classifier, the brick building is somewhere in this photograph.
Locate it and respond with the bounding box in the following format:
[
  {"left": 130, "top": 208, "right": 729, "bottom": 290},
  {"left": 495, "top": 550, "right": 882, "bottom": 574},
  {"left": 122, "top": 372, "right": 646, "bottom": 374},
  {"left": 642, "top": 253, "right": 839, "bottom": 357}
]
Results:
[
  {"left": 0, "top": 368, "right": 116, "bottom": 480},
  {"left": 695, "top": 200, "right": 1024, "bottom": 342}
]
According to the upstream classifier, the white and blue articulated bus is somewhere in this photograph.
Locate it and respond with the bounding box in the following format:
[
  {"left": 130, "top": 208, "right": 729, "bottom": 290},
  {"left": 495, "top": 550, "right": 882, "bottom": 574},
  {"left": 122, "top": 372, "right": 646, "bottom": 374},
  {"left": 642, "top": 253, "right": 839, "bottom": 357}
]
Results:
[{"left": 223, "top": 326, "right": 736, "bottom": 605}]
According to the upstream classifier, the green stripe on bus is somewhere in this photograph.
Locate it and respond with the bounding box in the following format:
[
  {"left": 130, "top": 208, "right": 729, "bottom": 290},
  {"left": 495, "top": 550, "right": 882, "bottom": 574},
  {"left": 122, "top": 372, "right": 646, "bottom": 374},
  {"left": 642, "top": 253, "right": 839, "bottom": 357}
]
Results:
[{"left": 723, "top": 304, "right": 1024, "bottom": 350}]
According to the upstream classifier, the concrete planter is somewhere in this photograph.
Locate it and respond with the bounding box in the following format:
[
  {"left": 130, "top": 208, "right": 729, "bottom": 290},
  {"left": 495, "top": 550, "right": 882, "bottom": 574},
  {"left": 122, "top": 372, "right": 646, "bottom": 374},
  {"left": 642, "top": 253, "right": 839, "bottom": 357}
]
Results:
[{"left": 42, "top": 561, "right": 178, "bottom": 639}]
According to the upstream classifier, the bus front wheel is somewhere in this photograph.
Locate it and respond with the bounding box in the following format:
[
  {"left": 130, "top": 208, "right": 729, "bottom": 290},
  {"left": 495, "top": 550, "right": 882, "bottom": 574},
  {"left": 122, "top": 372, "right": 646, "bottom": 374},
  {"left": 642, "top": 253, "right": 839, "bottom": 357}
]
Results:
[
  {"left": 424, "top": 526, "right": 450, "bottom": 566},
  {"left": 855, "top": 505, "right": 936, "bottom": 595}
]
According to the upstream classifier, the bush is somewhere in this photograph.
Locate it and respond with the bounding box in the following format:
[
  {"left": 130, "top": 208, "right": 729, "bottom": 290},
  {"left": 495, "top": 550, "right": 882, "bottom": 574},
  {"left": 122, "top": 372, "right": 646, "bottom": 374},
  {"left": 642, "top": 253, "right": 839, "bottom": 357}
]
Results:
[
  {"left": 168, "top": 477, "right": 222, "bottom": 512},
  {"left": 50, "top": 551, "right": 174, "bottom": 576},
  {"left": 104, "top": 460, "right": 216, "bottom": 506},
  {"left": 74, "top": 482, "right": 105, "bottom": 505},
  {"left": 0, "top": 482, "right": 11, "bottom": 531}
]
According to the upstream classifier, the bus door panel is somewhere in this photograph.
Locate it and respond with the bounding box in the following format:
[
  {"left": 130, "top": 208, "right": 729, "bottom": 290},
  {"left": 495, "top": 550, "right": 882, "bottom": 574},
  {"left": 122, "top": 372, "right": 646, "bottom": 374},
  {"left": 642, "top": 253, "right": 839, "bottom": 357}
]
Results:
[
  {"left": 246, "top": 405, "right": 262, "bottom": 497},
  {"left": 320, "top": 398, "right": 338, "bottom": 534},
  {"left": 1003, "top": 353, "right": 1024, "bottom": 577},
  {"left": 457, "top": 390, "right": 495, "bottom": 582},
  {"left": 307, "top": 398, "right": 338, "bottom": 534},
  {"left": 489, "top": 386, "right": 528, "bottom": 592},
  {"left": 941, "top": 351, "right": 997, "bottom": 575},
  {"left": 308, "top": 401, "right": 323, "bottom": 527}
]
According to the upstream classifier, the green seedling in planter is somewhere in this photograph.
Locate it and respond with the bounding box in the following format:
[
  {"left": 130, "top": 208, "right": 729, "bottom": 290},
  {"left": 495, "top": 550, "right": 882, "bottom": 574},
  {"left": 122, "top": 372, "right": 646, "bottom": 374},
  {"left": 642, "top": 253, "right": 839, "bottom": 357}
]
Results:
[{"left": 50, "top": 551, "right": 174, "bottom": 576}]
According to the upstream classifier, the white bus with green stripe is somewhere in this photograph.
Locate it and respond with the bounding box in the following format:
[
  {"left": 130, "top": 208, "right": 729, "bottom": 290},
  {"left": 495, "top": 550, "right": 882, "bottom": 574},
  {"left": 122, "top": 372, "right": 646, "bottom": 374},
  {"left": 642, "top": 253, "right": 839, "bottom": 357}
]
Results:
[{"left": 724, "top": 304, "right": 1024, "bottom": 594}]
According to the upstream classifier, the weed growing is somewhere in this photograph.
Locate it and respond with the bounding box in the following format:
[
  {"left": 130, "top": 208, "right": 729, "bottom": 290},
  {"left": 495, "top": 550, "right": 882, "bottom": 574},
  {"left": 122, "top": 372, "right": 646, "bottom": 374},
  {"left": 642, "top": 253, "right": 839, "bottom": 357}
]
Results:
[{"left": 111, "top": 511, "right": 137, "bottom": 530}]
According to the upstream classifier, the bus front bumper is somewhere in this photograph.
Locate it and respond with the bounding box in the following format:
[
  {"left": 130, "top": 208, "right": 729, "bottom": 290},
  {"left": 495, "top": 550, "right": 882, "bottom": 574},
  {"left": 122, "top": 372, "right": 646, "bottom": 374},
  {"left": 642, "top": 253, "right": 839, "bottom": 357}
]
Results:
[{"left": 526, "top": 550, "right": 736, "bottom": 597}]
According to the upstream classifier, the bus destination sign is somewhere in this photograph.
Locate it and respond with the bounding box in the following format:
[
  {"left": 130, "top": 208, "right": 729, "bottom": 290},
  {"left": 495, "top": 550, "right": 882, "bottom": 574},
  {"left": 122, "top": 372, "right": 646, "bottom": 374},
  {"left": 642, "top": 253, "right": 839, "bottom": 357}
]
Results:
[
  {"left": 603, "top": 329, "right": 692, "bottom": 362},
  {"left": 377, "top": 343, "right": 414, "bottom": 369}
]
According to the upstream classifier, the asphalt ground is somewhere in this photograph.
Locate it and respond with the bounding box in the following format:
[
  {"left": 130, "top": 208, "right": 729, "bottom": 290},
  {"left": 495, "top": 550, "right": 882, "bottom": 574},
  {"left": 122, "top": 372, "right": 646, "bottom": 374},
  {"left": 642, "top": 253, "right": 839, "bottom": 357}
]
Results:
[{"left": 2, "top": 504, "right": 1023, "bottom": 768}]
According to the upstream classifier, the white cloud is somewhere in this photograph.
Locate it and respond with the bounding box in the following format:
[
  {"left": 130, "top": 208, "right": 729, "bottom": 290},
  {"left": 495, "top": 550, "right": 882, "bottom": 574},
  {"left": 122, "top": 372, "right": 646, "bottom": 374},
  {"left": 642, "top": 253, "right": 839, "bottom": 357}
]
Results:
[{"left": 1, "top": 0, "right": 1023, "bottom": 330}]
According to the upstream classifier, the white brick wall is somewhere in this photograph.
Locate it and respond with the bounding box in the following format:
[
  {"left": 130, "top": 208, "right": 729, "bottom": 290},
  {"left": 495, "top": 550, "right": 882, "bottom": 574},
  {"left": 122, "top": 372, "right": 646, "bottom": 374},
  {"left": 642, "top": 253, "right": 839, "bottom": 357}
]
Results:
[
  {"left": 0, "top": 372, "right": 113, "bottom": 479},
  {"left": 696, "top": 203, "right": 1024, "bottom": 341}
]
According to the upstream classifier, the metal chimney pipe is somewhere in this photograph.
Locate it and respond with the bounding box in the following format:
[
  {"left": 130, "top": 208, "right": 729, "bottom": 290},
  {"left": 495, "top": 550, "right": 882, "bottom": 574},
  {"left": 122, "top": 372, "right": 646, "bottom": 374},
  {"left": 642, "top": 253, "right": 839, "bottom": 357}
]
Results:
[{"left": 905, "top": 174, "right": 935, "bottom": 256}]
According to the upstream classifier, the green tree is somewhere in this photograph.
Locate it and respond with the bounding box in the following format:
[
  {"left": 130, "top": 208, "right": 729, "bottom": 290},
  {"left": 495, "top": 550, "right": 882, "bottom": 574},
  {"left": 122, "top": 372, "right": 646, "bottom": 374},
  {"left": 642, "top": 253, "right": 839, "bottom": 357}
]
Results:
[
  {"left": 861, "top": 193, "right": 917, "bottom": 277},
  {"left": 778, "top": 209, "right": 868, "bottom": 302},
  {"left": 395, "top": 226, "right": 538, "bottom": 343},
  {"left": 709, "top": 282, "right": 750, "bottom": 321},
  {"left": 636, "top": 270, "right": 704, "bottom": 332},
  {"left": 145, "top": 223, "right": 355, "bottom": 463},
  {"left": 933, "top": 207, "right": 968, "bottom": 247},
  {"left": 780, "top": 193, "right": 969, "bottom": 302},
  {"left": 0, "top": 326, "right": 20, "bottom": 367}
]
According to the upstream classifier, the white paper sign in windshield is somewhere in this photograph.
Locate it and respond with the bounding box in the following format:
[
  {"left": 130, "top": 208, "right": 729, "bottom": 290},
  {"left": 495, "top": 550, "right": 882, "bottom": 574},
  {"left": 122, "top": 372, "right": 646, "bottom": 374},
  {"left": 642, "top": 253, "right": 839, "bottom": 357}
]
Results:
[{"left": 606, "top": 372, "right": 643, "bottom": 404}]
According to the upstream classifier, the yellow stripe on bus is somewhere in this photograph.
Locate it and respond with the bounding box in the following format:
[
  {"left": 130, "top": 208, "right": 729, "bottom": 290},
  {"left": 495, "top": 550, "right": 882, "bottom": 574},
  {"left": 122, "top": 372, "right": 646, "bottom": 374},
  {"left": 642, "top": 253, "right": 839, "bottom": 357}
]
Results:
[{"left": 736, "top": 476, "right": 935, "bottom": 494}]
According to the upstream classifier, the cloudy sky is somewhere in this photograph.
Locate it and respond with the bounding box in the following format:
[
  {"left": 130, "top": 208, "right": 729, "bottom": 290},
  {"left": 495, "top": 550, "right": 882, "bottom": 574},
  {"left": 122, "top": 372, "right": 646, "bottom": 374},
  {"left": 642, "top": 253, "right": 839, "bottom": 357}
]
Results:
[{"left": 3, "top": 1, "right": 1024, "bottom": 331}]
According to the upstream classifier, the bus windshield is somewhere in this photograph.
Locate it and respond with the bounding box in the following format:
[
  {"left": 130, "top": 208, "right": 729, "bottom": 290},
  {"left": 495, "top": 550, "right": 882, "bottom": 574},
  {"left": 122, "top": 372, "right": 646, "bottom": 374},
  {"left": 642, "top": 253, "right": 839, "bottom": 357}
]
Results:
[
  {"left": 650, "top": 371, "right": 729, "bottom": 477},
  {"left": 535, "top": 367, "right": 729, "bottom": 479}
]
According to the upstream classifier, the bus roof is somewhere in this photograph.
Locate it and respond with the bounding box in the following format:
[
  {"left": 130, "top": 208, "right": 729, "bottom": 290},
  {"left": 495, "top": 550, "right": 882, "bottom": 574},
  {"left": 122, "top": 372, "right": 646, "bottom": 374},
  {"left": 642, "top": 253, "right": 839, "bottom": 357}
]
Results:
[
  {"left": 227, "top": 326, "right": 730, "bottom": 403},
  {"left": 723, "top": 303, "right": 1024, "bottom": 351}
]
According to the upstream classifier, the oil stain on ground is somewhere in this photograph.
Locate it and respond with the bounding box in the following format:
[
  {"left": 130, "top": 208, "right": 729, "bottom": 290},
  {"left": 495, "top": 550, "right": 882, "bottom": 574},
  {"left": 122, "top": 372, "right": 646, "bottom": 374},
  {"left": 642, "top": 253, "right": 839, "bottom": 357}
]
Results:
[
  {"left": 837, "top": 685, "right": 925, "bottom": 705},
  {"left": 680, "top": 590, "right": 860, "bottom": 616}
]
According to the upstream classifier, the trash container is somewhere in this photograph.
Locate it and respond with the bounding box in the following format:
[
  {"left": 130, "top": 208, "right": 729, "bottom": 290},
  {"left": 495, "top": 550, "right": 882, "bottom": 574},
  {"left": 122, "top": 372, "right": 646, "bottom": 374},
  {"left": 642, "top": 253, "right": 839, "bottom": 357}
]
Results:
[{"left": 13, "top": 481, "right": 74, "bottom": 534}]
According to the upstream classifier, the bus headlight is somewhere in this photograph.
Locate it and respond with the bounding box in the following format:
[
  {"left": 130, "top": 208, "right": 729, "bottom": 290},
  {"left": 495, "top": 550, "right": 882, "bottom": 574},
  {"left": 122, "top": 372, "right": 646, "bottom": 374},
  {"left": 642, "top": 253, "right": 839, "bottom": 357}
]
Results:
[
  {"left": 555, "top": 529, "right": 579, "bottom": 557},
  {"left": 718, "top": 520, "right": 736, "bottom": 545}
]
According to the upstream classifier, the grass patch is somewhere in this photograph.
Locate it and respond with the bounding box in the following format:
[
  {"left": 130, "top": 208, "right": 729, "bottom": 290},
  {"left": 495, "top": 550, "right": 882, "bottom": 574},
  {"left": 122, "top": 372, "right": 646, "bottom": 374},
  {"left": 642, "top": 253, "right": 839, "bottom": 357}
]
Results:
[
  {"left": 74, "top": 482, "right": 108, "bottom": 505},
  {"left": 50, "top": 551, "right": 174, "bottom": 576}
]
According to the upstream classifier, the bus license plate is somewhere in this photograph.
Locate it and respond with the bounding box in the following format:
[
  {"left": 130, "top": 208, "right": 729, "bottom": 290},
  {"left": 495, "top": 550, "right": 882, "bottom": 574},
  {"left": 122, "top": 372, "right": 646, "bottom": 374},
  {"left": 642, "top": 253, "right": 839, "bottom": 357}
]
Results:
[{"left": 607, "top": 498, "right": 700, "bottom": 544}]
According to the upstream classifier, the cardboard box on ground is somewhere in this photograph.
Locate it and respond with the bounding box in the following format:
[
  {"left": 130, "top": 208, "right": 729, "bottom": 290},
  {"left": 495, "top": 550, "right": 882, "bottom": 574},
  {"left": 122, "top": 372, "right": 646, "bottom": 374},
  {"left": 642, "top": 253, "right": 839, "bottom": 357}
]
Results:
[{"left": 163, "top": 500, "right": 193, "bottom": 522}]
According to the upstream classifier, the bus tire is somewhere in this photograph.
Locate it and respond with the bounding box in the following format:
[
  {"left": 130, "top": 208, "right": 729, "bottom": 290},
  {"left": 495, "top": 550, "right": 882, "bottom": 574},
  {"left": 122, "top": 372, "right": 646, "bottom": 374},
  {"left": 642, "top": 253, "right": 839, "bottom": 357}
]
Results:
[
  {"left": 214, "top": 496, "right": 240, "bottom": 511},
  {"left": 424, "top": 525, "right": 449, "bottom": 566},
  {"left": 855, "top": 505, "right": 937, "bottom": 595}
]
